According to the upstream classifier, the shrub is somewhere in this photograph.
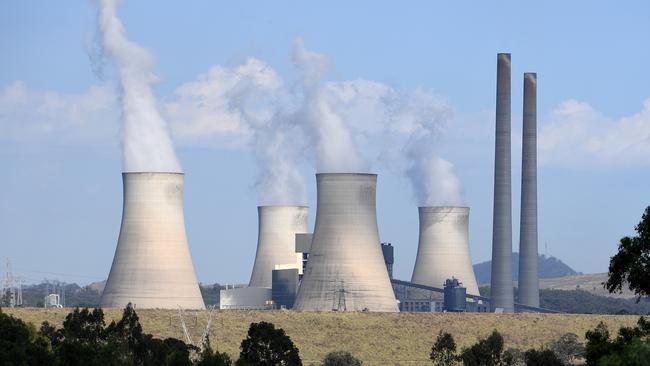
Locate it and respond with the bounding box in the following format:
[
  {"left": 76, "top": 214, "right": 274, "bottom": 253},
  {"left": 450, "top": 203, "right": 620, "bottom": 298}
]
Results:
[
  {"left": 549, "top": 332, "right": 584, "bottom": 364},
  {"left": 523, "top": 349, "right": 563, "bottom": 366},
  {"left": 322, "top": 351, "right": 362, "bottom": 366}
]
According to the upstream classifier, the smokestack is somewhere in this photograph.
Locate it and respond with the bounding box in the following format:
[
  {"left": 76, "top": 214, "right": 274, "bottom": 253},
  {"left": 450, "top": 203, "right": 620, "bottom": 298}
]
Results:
[
  {"left": 293, "top": 173, "right": 398, "bottom": 312},
  {"left": 249, "top": 206, "right": 309, "bottom": 288},
  {"left": 101, "top": 173, "right": 205, "bottom": 309},
  {"left": 490, "top": 53, "right": 515, "bottom": 312},
  {"left": 411, "top": 207, "right": 480, "bottom": 296},
  {"left": 518, "top": 73, "right": 539, "bottom": 307}
]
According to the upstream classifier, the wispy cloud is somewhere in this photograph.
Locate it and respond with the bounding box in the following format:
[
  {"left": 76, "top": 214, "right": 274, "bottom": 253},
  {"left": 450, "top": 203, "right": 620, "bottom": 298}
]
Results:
[
  {"left": 539, "top": 99, "right": 650, "bottom": 167},
  {"left": 0, "top": 81, "right": 119, "bottom": 145}
]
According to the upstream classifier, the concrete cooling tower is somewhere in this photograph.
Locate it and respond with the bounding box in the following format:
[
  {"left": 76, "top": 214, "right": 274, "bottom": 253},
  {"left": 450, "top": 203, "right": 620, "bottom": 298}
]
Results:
[
  {"left": 101, "top": 172, "right": 205, "bottom": 309},
  {"left": 293, "top": 173, "right": 398, "bottom": 312},
  {"left": 249, "top": 206, "right": 309, "bottom": 288},
  {"left": 411, "top": 207, "right": 480, "bottom": 296}
]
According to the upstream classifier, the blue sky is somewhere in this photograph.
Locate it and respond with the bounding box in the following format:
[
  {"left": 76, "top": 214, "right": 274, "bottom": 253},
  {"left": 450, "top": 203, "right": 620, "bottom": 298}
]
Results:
[{"left": 1, "top": 1, "right": 649, "bottom": 285}]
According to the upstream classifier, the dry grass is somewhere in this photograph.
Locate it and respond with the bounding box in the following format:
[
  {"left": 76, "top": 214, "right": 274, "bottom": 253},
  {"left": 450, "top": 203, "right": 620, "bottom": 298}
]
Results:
[{"left": 6, "top": 308, "right": 638, "bottom": 365}]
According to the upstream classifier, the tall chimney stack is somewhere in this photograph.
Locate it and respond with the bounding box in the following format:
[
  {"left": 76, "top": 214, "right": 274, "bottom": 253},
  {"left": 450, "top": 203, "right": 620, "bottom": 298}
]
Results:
[
  {"left": 490, "top": 53, "right": 514, "bottom": 312},
  {"left": 518, "top": 73, "right": 539, "bottom": 307}
]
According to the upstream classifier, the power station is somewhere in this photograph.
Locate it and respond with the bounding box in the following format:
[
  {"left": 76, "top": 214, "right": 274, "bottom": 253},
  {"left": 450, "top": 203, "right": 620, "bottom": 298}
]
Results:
[
  {"left": 95, "top": 53, "right": 542, "bottom": 314},
  {"left": 101, "top": 173, "right": 205, "bottom": 309}
]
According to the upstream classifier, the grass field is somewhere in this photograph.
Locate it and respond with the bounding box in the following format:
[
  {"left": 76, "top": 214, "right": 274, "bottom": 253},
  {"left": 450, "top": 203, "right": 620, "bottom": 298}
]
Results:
[{"left": 6, "top": 308, "right": 638, "bottom": 365}]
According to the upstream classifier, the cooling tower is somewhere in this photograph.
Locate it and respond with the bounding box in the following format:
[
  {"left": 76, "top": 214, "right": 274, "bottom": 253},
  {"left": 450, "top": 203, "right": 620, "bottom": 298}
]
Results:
[
  {"left": 518, "top": 73, "right": 540, "bottom": 307},
  {"left": 101, "top": 172, "right": 205, "bottom": 309},
  {"left": 411, "top": 207, "right": 480, "bottom": 296},
  {"left": 490, "top": 53, "right": 515, "bottom": 312},
  {"left": 249, "top": 206, "right": 309, "bottom": 288},
  {"left": 293, "top": 173, "right": 398, "bottom": 312}
]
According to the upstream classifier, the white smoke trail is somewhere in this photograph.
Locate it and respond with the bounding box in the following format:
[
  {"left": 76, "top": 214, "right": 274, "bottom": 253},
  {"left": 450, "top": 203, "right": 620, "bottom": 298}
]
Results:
[{"left": 95, "top": 0, "right": 181, "bottom": 172}]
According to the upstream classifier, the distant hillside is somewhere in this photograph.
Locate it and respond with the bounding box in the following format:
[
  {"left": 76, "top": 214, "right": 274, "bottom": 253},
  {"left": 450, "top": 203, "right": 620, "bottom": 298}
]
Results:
[
  {"left": 474, "top": 253, "right": 579, "bottom": 284},
  {"left": 478, "top": 286, "right": 650, "bottom": 315}
]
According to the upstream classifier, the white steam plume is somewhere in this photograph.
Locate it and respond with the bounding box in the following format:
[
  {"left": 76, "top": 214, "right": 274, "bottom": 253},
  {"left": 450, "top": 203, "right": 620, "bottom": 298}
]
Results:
[
  {"left": 95, "top": 0, "right": 181, "bottom": 172},
  {"left": 166, "top": 59, "right": 307, "bottom": 205},
  {"left": 291, "top": 38, "right": 369, "bottom": 173},
  {"left": 316, "top": 79, "right": 463, "bottom": 206}
]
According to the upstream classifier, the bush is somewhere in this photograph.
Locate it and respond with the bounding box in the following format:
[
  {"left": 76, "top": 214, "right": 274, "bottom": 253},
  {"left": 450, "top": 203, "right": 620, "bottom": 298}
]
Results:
[
  {"left": 430, "top": 331, "right": 458, "bottom": 366},
  {"left": 549, "top": 332, "right": 584, "bottom": 364},
  {"left": 460, "top": 330, "right": 506, "bottom": 366},
  {"left": 322, "top": 351, "right": 362, "bottom": 366},
  {"left": 236, "top": 321, "right": 301, "bottom": 366},
  {"left": 196, "top": 336, "right": 232, "bottom": 366},
  {"left": 523, "top": 349, "right": 563, "bottom": 366}
]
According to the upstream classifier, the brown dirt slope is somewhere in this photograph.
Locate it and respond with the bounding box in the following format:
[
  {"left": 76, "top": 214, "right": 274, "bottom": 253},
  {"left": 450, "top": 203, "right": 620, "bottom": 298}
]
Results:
[{"left": 6, "top": 308, "right": 638, "bottom": 365}]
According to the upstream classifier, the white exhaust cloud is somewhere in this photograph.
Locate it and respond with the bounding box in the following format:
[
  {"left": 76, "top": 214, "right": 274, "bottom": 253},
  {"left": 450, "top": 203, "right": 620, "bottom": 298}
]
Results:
[{"left": 95, "top": 0, "right": 181, "bottom": 173}]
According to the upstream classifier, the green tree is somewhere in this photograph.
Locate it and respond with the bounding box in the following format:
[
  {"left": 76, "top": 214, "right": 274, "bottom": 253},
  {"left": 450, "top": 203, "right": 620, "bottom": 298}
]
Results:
[
  {"left": 584, "top": 322, "right": 613, "bottom": 365},
  {"left": 55, "top": 307, "right": 110, "bottom": 366},
  {"left": 605, "top": 206, "right": 650, "bottom": 300},
  {"left": 460, "top": 330, "right": 507, "bottom": 366},
  {"left": 549, "top": 332, "right": 584, "bottom": 364},
  {"left": 236, "top": 321, "right": 301, "bottom": 366},
  {"left": 0, "top": 309, "right": 55, "bottom": 366},
  {"left": 598, "top": 339, "right": 650, "bottom": 366},
  {"left": 322, "top": 351, "right": 362, "bottom": 366},
  {"left": 523, "top": 349, "right": 562, "bottom": 366},
  {"left": 430, "top": 331, "right": 458, "bottom": 366},
  {"left": 195, "top": 336, "right": 232, "bottom": 366}
]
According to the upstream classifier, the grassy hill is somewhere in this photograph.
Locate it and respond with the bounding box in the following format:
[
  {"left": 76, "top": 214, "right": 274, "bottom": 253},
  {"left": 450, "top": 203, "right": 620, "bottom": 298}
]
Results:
[
  {"left": 474, "top": 253, "right": 579, "bottom": 284},
  {"left": 538, "top": 273, "right": 637, "bottom": 299},
  {"left": 5, "top": 308, "right": 639, "bottom": 365}
]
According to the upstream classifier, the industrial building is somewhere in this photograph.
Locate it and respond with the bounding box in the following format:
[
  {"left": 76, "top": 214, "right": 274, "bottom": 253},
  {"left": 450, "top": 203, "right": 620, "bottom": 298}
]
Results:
[{"left": 101, "top": 173, "right": 205, "bottom": 309}]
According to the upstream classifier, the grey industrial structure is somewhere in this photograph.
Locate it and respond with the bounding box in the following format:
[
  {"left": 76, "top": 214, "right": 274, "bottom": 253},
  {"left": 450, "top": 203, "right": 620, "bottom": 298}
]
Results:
[
  {"left": 293, "top": 173, "right": 399, "bottom": 312},
  {"left": 249, "top": 206, "right": 309, "bottom": 288},
  {"left": 518, "top": 73, "right": 540, "bottom": 308},
  {"left": 411, "top": 207, "right": 480, "bottom": 296},
  {"left": 490, "top": 53, "right": 515, "bottom": 313},
  {"left": 101, "top": 173, "right": 205, "bottom": 309}
]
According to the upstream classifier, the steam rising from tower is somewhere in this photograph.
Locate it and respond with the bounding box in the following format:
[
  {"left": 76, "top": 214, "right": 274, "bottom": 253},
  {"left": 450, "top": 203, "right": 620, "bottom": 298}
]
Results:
[
  {"left": 294, "top": 173, "right": 398, "bottom": 312},
  {"left": 518, "top": 73, "right": 540, "bottom": 307},
  {"left": 96, "top": 0, "right": 180, "bottom": 172},
  {"left": 249, "top": 206, "right": 309, "bottom": 288},
  {"left": 411, "top": 207, "right": 480, "bottom": 296},
  {"left": 490, "top": 53, "right": 515, "bottom": 313},
  {"left": 101, "top": 173, "right": 204, "bottom": 309}
]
